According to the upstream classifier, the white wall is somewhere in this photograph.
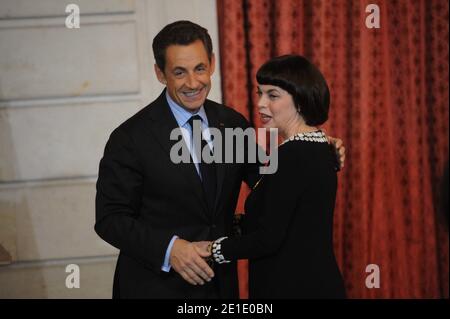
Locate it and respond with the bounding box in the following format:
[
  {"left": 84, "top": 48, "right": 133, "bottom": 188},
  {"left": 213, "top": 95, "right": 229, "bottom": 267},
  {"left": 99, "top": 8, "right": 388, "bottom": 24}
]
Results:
[{"left": 0, "top": 0, "right": 222, "bottom": 298}]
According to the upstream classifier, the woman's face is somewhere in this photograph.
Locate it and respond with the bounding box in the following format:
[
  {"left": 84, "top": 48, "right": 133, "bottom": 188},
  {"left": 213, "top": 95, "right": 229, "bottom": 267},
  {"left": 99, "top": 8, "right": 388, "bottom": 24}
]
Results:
[{"left": 257, "top": 84, "right": 301, "bottom": 137}]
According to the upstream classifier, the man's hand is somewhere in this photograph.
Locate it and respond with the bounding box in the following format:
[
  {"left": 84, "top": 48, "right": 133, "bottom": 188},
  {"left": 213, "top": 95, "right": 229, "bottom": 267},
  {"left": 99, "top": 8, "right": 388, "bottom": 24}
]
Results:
[
  {"left": 328, "top": 136, "right": 346, "bottom": 170},
  {"left": 170, "top": 238, "right": 214, "bottom": 285}
]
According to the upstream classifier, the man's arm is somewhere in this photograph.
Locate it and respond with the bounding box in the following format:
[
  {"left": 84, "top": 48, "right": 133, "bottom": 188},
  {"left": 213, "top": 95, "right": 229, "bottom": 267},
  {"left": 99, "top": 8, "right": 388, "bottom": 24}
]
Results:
[
  {"left": 95, "top": 128, "right": 176, "bottom": 273},
  {"left": 95, "top": 128, "right": 214, "bottom": 283}
]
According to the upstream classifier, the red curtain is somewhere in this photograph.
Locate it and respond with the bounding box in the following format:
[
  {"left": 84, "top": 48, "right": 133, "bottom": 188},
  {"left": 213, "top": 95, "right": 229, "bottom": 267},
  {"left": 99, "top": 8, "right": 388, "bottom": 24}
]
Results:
[{"left": 217, "top": 0, "right": 449, "bottom": 299}]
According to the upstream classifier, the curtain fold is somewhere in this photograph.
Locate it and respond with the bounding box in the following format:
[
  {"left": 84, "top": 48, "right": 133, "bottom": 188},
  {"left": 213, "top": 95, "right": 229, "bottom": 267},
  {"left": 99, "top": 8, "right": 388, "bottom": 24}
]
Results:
[{"left": 217, "top": 0, "right": 449, "bottom": 298}]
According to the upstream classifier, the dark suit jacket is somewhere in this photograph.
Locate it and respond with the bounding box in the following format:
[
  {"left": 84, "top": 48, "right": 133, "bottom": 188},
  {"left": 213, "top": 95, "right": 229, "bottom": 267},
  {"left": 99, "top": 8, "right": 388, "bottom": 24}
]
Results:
[
  {"left": 221, "top": 141, "right": 346, "bottom": 298},
  {"left": 95, "top": 90, "right": 259, "bottom": 298}
]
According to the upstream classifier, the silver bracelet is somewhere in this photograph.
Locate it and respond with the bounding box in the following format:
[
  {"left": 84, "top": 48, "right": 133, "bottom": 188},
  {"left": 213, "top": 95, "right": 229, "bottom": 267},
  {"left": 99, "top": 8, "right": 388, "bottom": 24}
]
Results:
[{"left": 211, "top": 237, "right": 230, "bottom": 264}]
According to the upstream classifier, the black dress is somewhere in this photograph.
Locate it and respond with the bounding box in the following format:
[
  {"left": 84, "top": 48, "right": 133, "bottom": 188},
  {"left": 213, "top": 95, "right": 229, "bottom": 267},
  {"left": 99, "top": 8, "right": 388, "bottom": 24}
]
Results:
[{"left": 220, "top": 133, "right": 346, "bottom": 298}]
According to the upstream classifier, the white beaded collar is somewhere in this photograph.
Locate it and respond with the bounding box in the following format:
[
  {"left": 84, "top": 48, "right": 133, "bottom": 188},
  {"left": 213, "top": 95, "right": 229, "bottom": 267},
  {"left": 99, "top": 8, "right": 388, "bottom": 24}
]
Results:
[{"left": 280, "top": 130, "right": 328, "bottom": 146}]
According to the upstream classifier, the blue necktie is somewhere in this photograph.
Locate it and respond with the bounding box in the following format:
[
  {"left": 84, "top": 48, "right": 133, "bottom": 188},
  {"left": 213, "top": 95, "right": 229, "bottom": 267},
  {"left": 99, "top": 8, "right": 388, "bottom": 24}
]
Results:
[{"left": 188, "top": 115, "right": 217, "bottom": 213}]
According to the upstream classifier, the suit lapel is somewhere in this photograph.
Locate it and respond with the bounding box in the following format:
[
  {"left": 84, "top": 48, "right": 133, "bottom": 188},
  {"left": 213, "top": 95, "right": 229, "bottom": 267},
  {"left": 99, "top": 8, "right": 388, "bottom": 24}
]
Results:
[{"left": 145, "top": 91, "right": 208, "bottom": 216}]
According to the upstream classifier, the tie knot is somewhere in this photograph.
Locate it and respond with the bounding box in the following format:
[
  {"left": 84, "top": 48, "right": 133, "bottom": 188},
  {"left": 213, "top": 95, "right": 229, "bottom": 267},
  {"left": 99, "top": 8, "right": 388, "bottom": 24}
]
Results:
[{"left": 188, "top": 115, "right": 203, "bottom": 129}]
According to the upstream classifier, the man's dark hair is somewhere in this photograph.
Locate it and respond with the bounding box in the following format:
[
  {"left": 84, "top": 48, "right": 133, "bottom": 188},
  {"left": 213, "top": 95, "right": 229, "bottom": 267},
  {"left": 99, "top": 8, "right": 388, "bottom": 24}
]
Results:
[
  {"left": 152, "top": 20, "right": 213, "bottom": 71},
  {"left": 256, "top": 55, "right": 330, "bottom": 126}
]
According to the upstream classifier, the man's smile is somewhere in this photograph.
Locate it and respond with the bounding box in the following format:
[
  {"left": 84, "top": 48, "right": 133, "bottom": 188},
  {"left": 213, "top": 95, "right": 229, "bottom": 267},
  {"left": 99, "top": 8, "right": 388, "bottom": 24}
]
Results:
[{"left": 181, "top": 86, "right": 206, "bottom": 101}]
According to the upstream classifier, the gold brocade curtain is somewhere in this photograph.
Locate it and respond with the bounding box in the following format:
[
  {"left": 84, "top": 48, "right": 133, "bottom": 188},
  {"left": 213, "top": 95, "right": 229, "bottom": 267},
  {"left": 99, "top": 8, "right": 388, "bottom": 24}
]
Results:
[{"left": 217, "top": 0, "right": 449, "bottom": 298}]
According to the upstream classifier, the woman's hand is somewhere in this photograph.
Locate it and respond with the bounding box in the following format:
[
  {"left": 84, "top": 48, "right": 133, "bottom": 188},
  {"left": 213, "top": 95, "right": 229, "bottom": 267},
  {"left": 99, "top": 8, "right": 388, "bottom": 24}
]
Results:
[{"left": 193, "top": 241, "right": 212, "bottom": 256}]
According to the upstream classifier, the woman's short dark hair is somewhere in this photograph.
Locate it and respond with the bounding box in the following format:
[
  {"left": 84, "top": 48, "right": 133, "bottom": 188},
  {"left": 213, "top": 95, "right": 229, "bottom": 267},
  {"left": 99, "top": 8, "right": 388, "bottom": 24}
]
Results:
[
  {"left": 152, "top": 20, "right": 213, "bottom": 71},
  {"left": 256, "top": 55, "right": 330, "bottom": 126}
]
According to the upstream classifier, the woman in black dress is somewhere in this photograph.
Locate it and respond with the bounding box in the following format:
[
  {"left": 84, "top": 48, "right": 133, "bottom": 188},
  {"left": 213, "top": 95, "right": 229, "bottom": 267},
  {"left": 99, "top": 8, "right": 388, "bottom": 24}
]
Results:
[{"left": 197, "top": 55, "right": 346, "bottom": 298}]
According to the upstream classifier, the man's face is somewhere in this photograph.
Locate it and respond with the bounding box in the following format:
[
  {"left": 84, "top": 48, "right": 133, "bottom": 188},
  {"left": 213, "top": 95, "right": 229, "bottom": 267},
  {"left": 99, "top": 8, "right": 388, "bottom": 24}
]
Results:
[{"left": 155, "top": 40, "right": 215, "bottom": 113}]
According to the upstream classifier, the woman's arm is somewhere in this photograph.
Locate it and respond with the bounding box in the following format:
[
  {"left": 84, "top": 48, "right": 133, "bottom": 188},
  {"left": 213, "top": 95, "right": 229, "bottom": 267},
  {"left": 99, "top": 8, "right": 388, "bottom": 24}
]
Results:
[{"left": 213, "top": 144, "right": 309, "bottom": 261}]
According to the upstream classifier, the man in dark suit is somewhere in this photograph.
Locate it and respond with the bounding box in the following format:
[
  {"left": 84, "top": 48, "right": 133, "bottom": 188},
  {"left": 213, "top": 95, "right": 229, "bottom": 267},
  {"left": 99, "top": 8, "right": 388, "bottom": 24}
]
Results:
[{"left": 95, "top": 20, "right": 345, "bottom": 298}]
